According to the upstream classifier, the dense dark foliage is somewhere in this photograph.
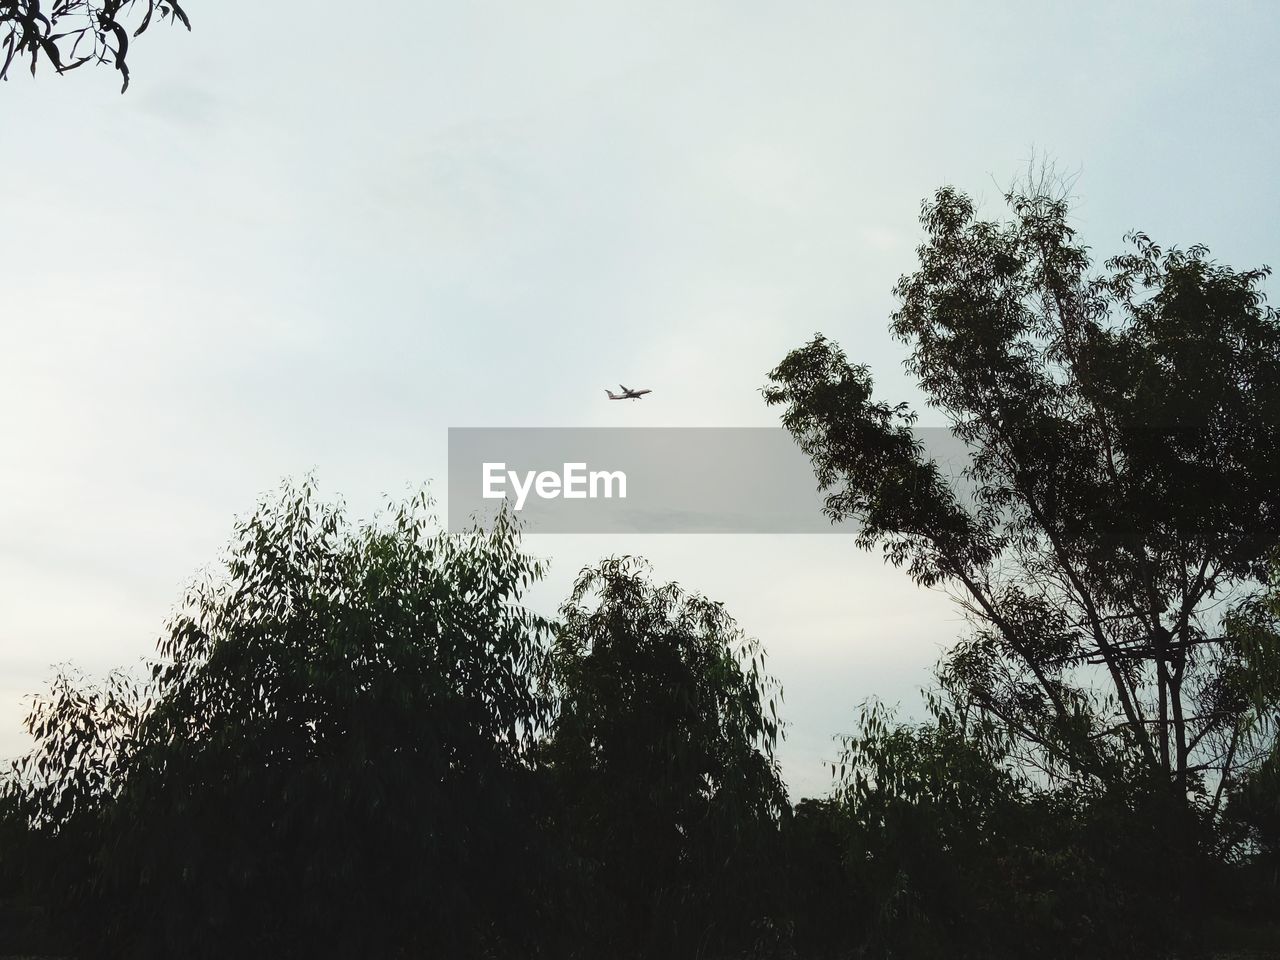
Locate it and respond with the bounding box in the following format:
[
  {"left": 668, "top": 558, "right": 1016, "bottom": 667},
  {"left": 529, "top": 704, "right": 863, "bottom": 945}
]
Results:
[
  {"left": 5, "top": 486, "right": 556, "bottom": 958},
  {"left": 541, "top": 558, "right": 788, "bottom": 958},
  {"left": 0, "top": 489, "right": 792, "bottom": 958}
]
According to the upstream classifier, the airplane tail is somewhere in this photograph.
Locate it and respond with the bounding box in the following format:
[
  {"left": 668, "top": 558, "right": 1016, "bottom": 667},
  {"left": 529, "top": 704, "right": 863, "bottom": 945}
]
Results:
[{"left": 606, "top": 389, "right": 619, "bottom": 399}]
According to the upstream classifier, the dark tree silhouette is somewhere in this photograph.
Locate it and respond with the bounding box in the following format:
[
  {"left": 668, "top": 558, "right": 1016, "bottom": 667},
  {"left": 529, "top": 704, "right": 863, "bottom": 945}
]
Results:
[
  {"left": 2, "top": 0, "right": 190, "bottom": 91},
  {"left": 5, "top": 482, "right": 554, "bottom": 958},
  {"left": 1222, "top": 564, "right": 1280, "bottom": 868},
  {"left": 543, "top": 557, "right": 789, "bottom": 958},
  {"left": 766, "top": 183, "right": 1280, "bottom": 807}
]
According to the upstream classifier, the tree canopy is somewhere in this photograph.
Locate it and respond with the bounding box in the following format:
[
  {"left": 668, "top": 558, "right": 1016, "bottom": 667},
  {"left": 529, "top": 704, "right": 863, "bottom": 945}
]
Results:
[
  {"left": 1, "top": 488, "right": 793, "bottom": 959},
  {"left": 766, "top": 183, "right": 1280, "bottom": 806},
  {"left": 543, "top": 557, "right": 788, "bottom": 957},
  {"left": 761, "top": 181, "right": 1280, "bottom": 955},
  {"left": 6, "top": 483, "right": 554, "bottom": 957}
]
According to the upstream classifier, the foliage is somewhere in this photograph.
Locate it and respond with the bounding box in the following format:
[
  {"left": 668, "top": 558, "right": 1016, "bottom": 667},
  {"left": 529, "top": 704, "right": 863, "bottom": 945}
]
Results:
[
  {"left": 0, "top": 788, "right": 67, "bottom": 955},
  {"left": 1221, "top": 563, "right": 1280, "bottom": 888},
  {"left": 816, "top": 693, "right": 1219, "bottom": 959},
  {"left": 5, "top": 481, "right": 554, "bottom": 958},
  {"left": 2, "top": 0, "right": 190, "bottom": 91},
  {"left": 0, "top": 475, "right": 1274, "bottom": 958},
  {"left": 765, "top": 182, "right": 1280, "bottom": 809},
  {"left": 2, "top": 493, "right": 793, "bottom": 959},
  {"left": 541, "top": 557, "right": 789, "bottom": 959}
]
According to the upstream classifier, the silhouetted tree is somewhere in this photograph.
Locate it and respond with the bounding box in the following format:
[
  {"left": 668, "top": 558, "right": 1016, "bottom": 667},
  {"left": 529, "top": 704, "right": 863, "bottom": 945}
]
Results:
[
  {"left": 542, "top": 557, "right": 789, "bottom": 959},
  {"left": 6, "top": 482, "right": 553, "bottom": 959},
  {"left": 2, "top": 0, "right": 190, "bottom": 91},
  {"left": 1221, "top": 560, "right": 1280, "bottom": 917},
  {"left": 766, "top": 183, "right": 1280, "bottom": 816},
  {"left": 821, "top": 691, "right": 1216, "bottom": 959}
]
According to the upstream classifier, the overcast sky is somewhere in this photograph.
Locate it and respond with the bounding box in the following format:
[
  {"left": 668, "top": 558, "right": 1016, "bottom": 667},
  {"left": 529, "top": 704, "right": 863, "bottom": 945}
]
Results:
[{"left": 2, "top": 0, "right": 1277, "bottom": 797}]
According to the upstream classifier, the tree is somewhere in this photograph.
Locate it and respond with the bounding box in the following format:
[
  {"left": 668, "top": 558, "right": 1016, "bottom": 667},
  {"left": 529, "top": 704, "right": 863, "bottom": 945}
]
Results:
[
  {"left": 2, "top": 0, "right": 190, "bottom": 91},
  {"left": 1221, "top": 560, "right": 1280, "bottom": 884},
  {"left": 5, "top": 482, "right": 554, "bottom": 959},
  {"left": 765, "top": 182, "right": 1280, "bottom": 815},
  {"left": 542, "top": 557, "right": 789, "bottom": 959},
  {"left": 823, "top": 692, "right": 1215, "bottom": 959}
]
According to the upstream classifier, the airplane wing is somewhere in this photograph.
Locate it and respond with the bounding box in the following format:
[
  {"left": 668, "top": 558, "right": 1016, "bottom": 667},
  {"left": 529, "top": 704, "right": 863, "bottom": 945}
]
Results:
[{"left": 619, "top": 384, "right": 631, "bottom": 393}]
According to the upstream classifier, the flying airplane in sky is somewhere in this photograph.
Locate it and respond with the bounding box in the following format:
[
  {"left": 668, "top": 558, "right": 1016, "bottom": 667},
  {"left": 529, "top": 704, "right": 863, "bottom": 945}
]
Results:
[{"left": 606, "top": 384, "right": 652, "bottom": 400}]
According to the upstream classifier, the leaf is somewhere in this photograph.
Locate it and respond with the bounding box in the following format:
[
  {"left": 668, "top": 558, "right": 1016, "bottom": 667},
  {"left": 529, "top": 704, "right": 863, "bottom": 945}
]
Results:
[
  {"left": 2, "top": 34, "right": 17, "bottom": 80},
  {"left": 168, "top": 0, "right": 192, "bottom": 30},
  {"left": 135, "top": 0, "right": 156, "bottom": 37},
  {"left": 39, "top": 36, "right": 62, "bottom": 71},
  {"left": 108, "top": 20, "right": 130, "bottom": 92}
]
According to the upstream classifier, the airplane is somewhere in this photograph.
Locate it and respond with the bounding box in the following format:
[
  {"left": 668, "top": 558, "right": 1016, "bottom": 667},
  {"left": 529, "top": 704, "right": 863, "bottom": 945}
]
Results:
[{"left": 606, "top": 384, "right": 652, "bottom": 400}]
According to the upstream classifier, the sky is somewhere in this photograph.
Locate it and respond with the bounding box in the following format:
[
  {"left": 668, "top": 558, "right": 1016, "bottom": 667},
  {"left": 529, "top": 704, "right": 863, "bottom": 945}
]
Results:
[{"left": 2, "top": 0, "right": 1278, "bottom": 798}]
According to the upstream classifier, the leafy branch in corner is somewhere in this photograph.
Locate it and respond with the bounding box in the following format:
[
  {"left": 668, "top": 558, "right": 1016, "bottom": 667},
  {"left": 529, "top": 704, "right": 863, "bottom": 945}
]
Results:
[{"left": 2, "top": 0, "right": 190, "bottom": 92}]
